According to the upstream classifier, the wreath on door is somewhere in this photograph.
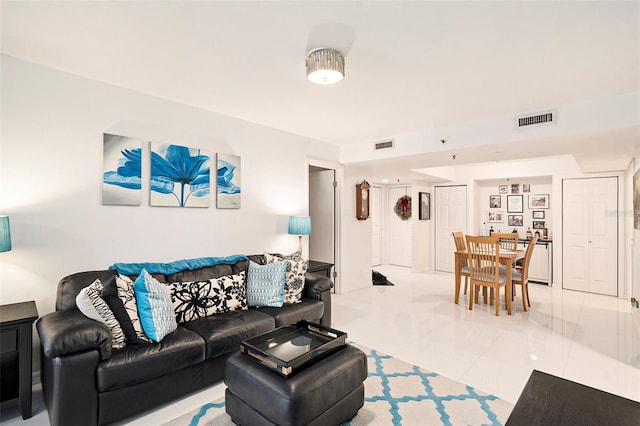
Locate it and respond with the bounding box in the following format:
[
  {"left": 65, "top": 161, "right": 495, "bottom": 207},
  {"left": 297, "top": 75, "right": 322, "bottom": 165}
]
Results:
[{"left": 394, "top": 195, "right": 412, "bottom": 220}]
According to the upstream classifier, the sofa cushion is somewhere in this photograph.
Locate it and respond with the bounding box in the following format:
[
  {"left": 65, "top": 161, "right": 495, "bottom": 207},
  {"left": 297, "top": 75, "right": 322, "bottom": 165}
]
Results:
[
  {"left": 181, "top": 310, "right": 274, "bottom": 359},
  {"left": 76, "top": 279, "right": 126, "bottom": 349},
  {"left": 103, "top": 274, "right": 152, "bottom": 344},
  {"left": 135, "top": 270, "right": 178, "bottom": 342},
  {"left": 246, "top": 260, "right": 287, "bottom": 307},
  {"left": 264, "top": 252, "right": 308, "bottom": 304},
  {"left": 166, "top": 272, "right": 247, "bottom": 323},
  {"left": 254, "top": 299, "right": 324, "bottom": 327},
  {"left": 96, "top": 326, "right": 205, "bottom": 392}
]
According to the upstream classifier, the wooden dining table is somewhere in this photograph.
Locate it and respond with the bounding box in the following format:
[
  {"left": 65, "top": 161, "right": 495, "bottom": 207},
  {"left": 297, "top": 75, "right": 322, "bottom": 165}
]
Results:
[{"left": 454, "top": 248, "right": 525, "bottom": 311}]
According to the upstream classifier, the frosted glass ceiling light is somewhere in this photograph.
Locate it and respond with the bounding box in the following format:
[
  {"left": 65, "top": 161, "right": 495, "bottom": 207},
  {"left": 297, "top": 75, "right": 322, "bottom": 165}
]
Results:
[{"left": 306, "top": 48, "right": 344, "bottom": 85}]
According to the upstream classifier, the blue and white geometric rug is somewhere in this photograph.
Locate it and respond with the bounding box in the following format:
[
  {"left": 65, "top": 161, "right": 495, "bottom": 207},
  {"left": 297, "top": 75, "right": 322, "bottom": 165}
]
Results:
[{"left": 163, "top": 343, "right": 513, "bottom": 426}]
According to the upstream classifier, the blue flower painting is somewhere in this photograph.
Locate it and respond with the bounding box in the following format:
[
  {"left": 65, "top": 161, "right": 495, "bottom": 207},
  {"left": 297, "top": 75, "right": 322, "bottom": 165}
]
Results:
[
  {"left": 103, "top": 133, "right": 142, "bottom": 205},
  {"left": 217, "top": 153, "right": 241, "bottom": 209},
  {"left": 150, "top": 142, "right": 210, "bottom": 207}
]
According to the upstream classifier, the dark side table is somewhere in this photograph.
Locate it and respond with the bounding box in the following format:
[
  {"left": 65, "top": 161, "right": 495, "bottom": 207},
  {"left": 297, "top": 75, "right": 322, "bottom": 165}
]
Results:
[
  {"left": 1, "top": 300, "right": 38, "bottom": 419},
  {"left": 307, "top": 260, "right": 333, "bottom": 278}
]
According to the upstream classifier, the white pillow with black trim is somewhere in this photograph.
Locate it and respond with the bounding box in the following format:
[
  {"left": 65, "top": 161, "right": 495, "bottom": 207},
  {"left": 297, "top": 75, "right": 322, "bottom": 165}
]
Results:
[{"left": 76, "top": 279, "right": 126, "bottom": 349}]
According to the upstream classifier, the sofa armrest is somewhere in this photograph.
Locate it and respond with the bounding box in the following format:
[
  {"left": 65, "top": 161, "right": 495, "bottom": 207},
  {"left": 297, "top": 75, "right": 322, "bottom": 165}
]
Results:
[
  {"left": 36, "top": 310, "right": 112, "bottom": 361},
  {"left": 303, "top": 272, "right": 333, "bottom": 299},
  {"left": 304, "top": 272, "right": 333, "bottom": 327}
]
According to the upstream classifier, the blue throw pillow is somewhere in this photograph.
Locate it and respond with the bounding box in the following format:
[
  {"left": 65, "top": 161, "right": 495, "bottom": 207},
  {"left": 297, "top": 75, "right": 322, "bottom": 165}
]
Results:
[
  {"left": 246, "top": 260, "right": 287, "bottom": 307},
  {"left": 134, "top": 269, "right": 177, "bottom": 342}
]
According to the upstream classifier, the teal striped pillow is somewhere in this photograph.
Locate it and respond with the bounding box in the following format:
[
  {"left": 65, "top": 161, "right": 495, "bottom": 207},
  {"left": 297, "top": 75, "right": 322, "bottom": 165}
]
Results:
[
  {"left": 246, "top": 260, "right": 287, "bottom": 307},
  {"left": 134, "top": 269, "right": 177, "bottom": 342}
]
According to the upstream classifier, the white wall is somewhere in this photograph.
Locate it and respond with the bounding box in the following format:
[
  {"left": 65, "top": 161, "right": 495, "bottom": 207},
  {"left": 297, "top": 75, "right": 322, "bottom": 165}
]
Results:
[
  {"left": 0, "top": 56, "right": 339, "bottom": 315},
  {"left": 339, "top": 166, "right": 373, "bottom": 294}
]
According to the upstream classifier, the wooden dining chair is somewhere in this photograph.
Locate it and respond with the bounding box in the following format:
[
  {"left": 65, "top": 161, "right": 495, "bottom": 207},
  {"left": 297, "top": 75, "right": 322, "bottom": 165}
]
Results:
[
  {"left": 465, "top": 234, "right": 511, "bottom": 316},
  {"left": 452, "top": 231, "right": 470, "bottom": 296},
  {"left": 510, "top": 235, "right": 538, "bottom": 311},
  {"left": 494, "top": 232, "right": 519, "bottom": 251}
]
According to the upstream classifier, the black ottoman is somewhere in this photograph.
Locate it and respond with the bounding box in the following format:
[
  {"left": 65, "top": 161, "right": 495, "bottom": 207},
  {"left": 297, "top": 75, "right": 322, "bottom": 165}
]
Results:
[{"left": 224, "top": 345, "right": 368, "bottom": 426}]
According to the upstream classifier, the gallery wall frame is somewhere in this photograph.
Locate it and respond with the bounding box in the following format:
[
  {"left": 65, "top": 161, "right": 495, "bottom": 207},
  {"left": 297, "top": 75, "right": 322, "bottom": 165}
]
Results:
[
  {"left": 507, "top": 195, "right": 524, "bottom": 213},
  {"left": 508, "top": 214, "right": 523, "bottom": 227},
  {"left": 533, "top": 221, "right": 545, "bottom": 229},
  {"left": 499, "top": 185, "right": 508, "bottom": 194},
  {"left": 486, "top": 211, "right": 504, "bottom": 223},
  {"left": 532, "top": 211, "right": 545, "bottom": 219},
  {"left": 489, "top": 195, "right": 501, "bottom": 208},
  {"left": 529, "top": 194, "right": 550, "bottom": 209}
]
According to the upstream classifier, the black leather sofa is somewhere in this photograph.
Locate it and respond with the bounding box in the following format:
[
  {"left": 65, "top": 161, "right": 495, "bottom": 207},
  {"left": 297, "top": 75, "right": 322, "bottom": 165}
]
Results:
[{"left": 35, "top": 254, "right": 332, "bottom": 426}]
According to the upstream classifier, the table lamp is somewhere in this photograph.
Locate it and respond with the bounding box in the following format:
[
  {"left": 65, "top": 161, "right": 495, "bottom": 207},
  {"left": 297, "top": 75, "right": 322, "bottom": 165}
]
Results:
[
  {"left": 288, "top": 216, "right": 311, "bottom": 254},
  {"left": 0, "top": 215, "right": 11, "bottom": 252}
]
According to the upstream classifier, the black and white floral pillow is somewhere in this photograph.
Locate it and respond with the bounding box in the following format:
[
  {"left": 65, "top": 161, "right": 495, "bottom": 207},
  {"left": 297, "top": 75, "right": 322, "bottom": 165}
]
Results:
[
  {"left": 264, "top": 252, "right": 308, "bottom": 304},
  {"left": 166, "top": 271, "right": 247, "bottom": 323}
]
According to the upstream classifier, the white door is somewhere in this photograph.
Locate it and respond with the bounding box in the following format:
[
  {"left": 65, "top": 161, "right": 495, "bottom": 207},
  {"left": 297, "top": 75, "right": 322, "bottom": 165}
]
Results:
[
  {"left": 309, "top": 169, "right": 334, "bottom": 264},
  {"left": 388, "top": 186, "right": 412, "bottom": 267},
  {"left": 435, "top": 185, "right": 467, "bottom": 273},
  {"left": 371, "top": 186, "right": 382, "bottom": 266},
  {"left": 563, "top": 177, "right": 618, "bottom": 296}
]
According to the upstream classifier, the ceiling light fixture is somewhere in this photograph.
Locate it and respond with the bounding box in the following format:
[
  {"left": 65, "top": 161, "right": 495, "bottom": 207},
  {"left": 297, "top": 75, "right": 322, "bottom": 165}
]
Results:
[{"left": 306, "top": 48, "right": 344, "bottom": 85}]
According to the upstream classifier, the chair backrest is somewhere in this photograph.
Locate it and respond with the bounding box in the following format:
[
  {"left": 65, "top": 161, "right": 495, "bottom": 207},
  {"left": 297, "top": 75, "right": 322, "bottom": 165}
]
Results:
[
  {"left": 518, "top": 235, "right": 538, "bottom": 281},
  {"left": 465, "top": 235, "right": 500, "bottom": 284},
  {"left": 494, "top": 232, "right": 519, "bottom": 251},
  {"left": 452, "top": 231, "right": 466, "bottom": 251}
]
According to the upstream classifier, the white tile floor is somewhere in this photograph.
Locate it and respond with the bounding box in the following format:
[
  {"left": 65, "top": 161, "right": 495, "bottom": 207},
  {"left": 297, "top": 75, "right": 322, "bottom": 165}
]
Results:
[{"left": 2, "top": 265, "right": 639, "bottom": 425}]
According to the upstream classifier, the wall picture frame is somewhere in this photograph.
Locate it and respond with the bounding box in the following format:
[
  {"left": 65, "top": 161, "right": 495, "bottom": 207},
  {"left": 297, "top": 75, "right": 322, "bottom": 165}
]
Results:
[
  {"left": 507, "top": 195, "right": 523, "bottom": 213},
  {"left": 529, "top": 194, "right": 550, "bottom": 209},
  {"left": 489, "top": 195, "right": 501, "bottom": 208},
  {"left": 418, "top": 192, "right": 430, "bottom": 220},
  {"left": 511, "top": 184, "right": 520, "bottom": 194},
  {"left": 486, "top": 211, "right": 504, "bottom": 223},
  {"left": 522, "top": 184, "right": 530, "bottom": 193},
  {"left": 499, "top": 185, "right": 508, "bottom": 194},
  {"left": 508, "top": 215, "right": 523, "bottom": 227},
  {"left": 532, "top": 210, "right": 545, "bottom": 219},
  {"left": 533, "top": 221, "right": 545, "bottom": 229}
]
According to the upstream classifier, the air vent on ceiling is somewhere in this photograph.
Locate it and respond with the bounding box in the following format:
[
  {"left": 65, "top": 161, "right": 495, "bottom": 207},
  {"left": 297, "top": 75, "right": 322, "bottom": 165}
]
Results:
[
  {"left": 516, "top": 110, "right": 556, "bottom": 128},
  {"left": 374, "top": 140, "right": 394, "bottom": 150}
]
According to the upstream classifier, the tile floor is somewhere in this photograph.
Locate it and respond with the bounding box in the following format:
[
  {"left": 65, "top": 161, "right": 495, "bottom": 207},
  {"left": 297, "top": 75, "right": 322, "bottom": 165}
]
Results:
[{"left": 2, "top": 265, "right": 639, "bottom": 425}]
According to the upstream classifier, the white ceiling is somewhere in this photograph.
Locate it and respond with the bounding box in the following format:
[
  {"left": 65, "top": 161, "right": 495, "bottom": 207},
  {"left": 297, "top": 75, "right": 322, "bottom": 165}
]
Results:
[{"left": 2, "top": 1, "right": 639, "bottom": 173}]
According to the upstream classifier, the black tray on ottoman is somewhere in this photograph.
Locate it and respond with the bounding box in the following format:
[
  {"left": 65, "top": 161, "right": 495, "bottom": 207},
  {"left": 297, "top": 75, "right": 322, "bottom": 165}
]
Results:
[{"left": 240, "top": 320, "right": 347, "bottom": 377}]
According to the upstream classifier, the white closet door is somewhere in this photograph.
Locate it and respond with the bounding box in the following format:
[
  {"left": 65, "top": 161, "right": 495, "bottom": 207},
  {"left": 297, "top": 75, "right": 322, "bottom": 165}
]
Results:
[
  {"left": 434, "top": 185, "right": 467, "bottom": 273},
  {"left": 371, "top": 186, "right": 382, "bottom": 266},
  {"left": 388, "top": 186, "right": 412, "bottom": 267},
  {"left": 563, "top": 177, "right": 618, "bottom": 296}
]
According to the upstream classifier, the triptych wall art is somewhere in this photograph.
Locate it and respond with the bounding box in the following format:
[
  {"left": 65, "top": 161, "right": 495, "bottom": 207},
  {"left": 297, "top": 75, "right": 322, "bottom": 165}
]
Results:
[{"left": 102, "top": 133, "right": 241, "bottom": 209}]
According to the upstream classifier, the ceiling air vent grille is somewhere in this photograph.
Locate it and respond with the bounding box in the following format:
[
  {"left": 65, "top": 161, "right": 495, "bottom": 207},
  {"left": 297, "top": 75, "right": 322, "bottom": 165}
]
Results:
[
  {"left": 374, "top": 140, "right": 394, "bottom": 150},
  {"left": 516, "top": 110, "right": 555, "bottom": 128}
]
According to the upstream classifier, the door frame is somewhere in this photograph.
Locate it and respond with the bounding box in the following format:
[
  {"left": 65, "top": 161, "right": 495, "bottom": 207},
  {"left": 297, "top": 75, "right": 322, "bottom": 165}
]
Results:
[{"left": 306, "top": 159, "right": 343, "bottom": 293}]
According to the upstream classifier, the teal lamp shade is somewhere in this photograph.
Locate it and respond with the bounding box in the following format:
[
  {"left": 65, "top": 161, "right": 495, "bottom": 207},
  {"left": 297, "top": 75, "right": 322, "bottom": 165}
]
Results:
[
  {"left": 288, "top": 216, "right": 312, "bottom": 236},
  {"left": 288, "top": 216, "right": 311, "bottom": 254},
  {"left": 0, "top": 215, "right": 11, "bottom": 253}
]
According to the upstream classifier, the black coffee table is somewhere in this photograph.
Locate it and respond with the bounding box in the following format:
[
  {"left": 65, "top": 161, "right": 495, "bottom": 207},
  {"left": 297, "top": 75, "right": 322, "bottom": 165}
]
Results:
[{"left": 506, "top": 370, "right": 640, "bottom": 425}]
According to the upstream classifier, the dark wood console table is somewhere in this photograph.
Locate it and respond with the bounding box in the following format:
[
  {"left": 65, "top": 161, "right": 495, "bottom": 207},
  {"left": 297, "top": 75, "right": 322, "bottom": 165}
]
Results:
[
  {"left": 307, "top": 260, "right": 333, "bottom": 278},
  {"left": 506, "top": 370, "right": 640, "bottom": 425},
  {"left": 1, "top": 301, "right": 38, "bottom": 419}
]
